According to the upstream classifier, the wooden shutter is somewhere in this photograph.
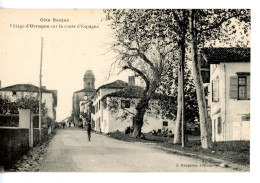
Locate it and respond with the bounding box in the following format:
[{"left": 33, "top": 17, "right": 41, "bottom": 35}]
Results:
[
  {"left": 247, "top": 75, "right": 250, "bottom": 99},
  {"left": 230, "top": 76, "right": 238, "bottom": 99},
  {"left": 212, "top": 78, "right": 219, "bottom": 102}
]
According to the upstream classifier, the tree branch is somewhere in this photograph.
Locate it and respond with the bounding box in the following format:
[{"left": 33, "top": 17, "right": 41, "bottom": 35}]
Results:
[
  {"left": 116, "top": 37, "right": 156, "bottom": 72},
  {"left": 172, "top": 10, "right": 182, "bottom": 29},
  {"left": 123, "top": 64, "right": 150, "bottom": 94},
  {"left": 198, "top": 12, "right": 241, "bottom": 33}
]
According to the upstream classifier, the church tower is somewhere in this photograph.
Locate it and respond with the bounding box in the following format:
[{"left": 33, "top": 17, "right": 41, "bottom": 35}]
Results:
[{"left": 83, "top": 70, "right": 95, "bottom": 90}]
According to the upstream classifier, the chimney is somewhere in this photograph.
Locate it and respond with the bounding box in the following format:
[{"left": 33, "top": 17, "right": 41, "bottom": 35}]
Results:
[
  {"left": 0, "top": 80, "right": 1, "bottom": 89},
  {"left": 128, "top": 76, "right": 135, "bottom": 86}
]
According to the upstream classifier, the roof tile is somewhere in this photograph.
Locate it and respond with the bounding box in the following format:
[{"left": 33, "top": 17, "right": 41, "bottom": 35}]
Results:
[{"left": 201, "top": 47, "right": 250, "bottom": 63}]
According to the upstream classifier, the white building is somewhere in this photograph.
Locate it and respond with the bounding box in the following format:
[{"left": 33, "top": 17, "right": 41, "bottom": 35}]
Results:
[
  {"left": 0, "top": 83, "right": 57, "bottom": 121},
  {"left": 92, "top": 79, "right": 128, "bottom": 132},
  {"left": 201, "top": 48, "right": 250, "bottom": 141},
  {"left": 92, "top": 77, "right": 175, "bottom": 134}
]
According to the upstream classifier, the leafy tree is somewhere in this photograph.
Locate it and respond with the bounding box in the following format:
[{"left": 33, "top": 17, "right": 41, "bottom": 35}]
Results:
[{"left": 0, "top": 96, "right": 11, "bottom": 114}]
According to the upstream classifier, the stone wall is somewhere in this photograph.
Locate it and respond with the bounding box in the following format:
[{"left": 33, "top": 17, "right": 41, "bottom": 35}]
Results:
[{"left": 0, "top": 128, "right": 29, "bottom": 167}]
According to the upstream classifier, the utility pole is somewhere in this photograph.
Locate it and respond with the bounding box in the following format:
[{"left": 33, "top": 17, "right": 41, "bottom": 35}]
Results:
[{"left": 39, "top": 37, "right": 43, "bottom": 143}]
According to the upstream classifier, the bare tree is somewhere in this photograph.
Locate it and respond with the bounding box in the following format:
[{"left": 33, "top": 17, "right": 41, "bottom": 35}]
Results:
[{"left": 106, "top": 9, "right": 179, "bottom": 138}]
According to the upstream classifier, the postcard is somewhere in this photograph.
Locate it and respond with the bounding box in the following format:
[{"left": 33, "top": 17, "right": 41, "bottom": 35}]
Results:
[{"left": 0, "top": 9, "right": 251, "bottom": 173}]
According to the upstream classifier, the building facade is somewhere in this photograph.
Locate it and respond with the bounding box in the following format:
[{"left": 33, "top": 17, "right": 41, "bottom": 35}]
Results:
[{"left": 201, "top": 48, "right": 250, "bottom": 141}]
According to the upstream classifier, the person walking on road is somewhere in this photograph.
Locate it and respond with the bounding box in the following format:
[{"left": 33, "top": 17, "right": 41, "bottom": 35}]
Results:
[
  {"left": 86, "top": 122, "right": 91, "bottom": 141},
  {"left": 62, "top": 122, "right": 65, "bottom": 129}
]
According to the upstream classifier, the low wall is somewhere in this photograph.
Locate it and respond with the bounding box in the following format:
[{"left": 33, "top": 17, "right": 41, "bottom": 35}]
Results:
[
  {"left": 0, "top": 128, "right": 29, "bottom": 167},
  {"left": 0, "top": 111, "right": 50, "bottom": 168}
]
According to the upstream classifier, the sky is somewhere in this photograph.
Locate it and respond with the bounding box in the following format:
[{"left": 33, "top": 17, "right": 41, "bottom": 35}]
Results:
[{"left": 0, "top": 9, "right": 133, "bottom": 121}]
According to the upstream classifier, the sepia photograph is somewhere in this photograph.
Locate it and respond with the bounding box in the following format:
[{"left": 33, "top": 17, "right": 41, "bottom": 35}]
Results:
[{"left": 0, "top": 7, "right": 252, "bottom": 175}]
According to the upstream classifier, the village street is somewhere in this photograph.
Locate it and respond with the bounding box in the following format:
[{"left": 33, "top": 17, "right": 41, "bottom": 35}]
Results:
[{"left": 38, "top": 128, "right": 236, "bottom": 172}]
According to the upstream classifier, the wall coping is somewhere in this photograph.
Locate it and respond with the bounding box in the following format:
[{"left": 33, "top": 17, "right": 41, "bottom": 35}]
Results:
[
  {"left": 0, "top": 114, "right": 19, "bottom": 117},
  {"left": 0, "top": 127, "right": 28, "bottom": 129}
]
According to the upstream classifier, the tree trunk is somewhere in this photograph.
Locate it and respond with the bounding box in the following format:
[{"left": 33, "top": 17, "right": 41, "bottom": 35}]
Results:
[
  {"left": 132, "top": 97, "right": 149, "bottom": 139},
  {"left": 133, "top": 124, "right": 142, "bottom": 139},
  {"left": 180, "top": 42, "right": 186, "bottom": 148},
  {"left": 174, "top": 13, "right": 187, "bottom": 145},
  {"left": 174, "top": 49, "right": 183, "bottom": 144},
  {"left": 189, "top": 10, "right": 212, "bottom": 149},
  {"left": 132, "top": 114, "right": 144, "bottom": 139}
]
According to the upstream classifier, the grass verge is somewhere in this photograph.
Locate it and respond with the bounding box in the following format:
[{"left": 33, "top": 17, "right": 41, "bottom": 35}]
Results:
[{"left": 106, "top": 131, "right": 250, "bottom": 166}]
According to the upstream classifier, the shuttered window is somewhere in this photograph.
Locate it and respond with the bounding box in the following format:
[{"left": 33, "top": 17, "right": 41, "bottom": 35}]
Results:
[
  {"left": 230, "top": 76, "right": 238, "bottom": 99},
  {"left": 247, "top": 75, "right": 250, "bottom": 99},
  {"left": 230, "top": 73, "right": 250, "bottom": 100},
  {"left": 212, "top": 77, "right": 219, "bottom": 102}
]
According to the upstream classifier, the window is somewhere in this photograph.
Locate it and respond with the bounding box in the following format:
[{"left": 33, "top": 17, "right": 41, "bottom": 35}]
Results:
[
  {"left": 238, "top": 76, "right": 247, "bottom": 100},
  {"left": 12, "top": 91, "right": 17, "bottom": 96},
  {"left": 212, "top": 77, "right": 219, "bottom": 102},
  {"left": 230, "top": 73, "right": 250, "bottom": 100},
  {"left": 121, "top": 100, "right": 130, "bottom": 108},
  {"left": 163, "top": 121, "right": 168, "bottom": 127},
  {"left": 217, "top": 117, "right": 222, "bottom": 134}
]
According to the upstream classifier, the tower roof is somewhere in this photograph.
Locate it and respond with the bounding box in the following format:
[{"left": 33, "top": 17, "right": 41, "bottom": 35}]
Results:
[{"left": 84, "top": 70, "right": 95, "bottom": 78}]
